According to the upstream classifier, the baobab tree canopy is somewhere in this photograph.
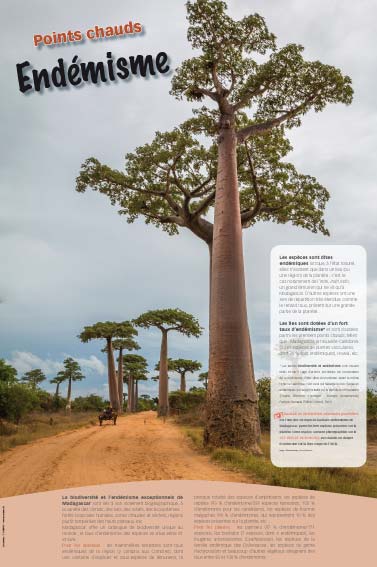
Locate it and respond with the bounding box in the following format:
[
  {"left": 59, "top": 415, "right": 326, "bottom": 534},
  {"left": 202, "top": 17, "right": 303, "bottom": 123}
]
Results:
[
  {"left": 76, "top": 0, "right": 352, "bottom": 242},
  {"left": 198, "top": 371, "right": 208, "bottom": 388},
  {"left": 112, "top": 337, "right": 140, "bottom": 352},
  {"left": 171, "top": 0, "right": 353, "bottom": 133},
  {"left": 59, "top": 358, "right": 84, "bottom": 383},
  {"left": 134, "top": 308, "right": 202, "bottom": 417},
  {"left": 78, "top": 321, "right": 137, "bottom": 342},
  {"left": 77, "top": 117, "right": 330, "bottom": 242},
  {"left": 169, "top": 358, "right": 202, "bottom": 392},
  {"left": 79, "top": 321, "right": 137, "bottom": 412},
  {"left": 21, "top": 369, "right": 46, "bottom": 389},
  {"left": 133, "top": 308, "right": 202, "bottom": 337},
  {"left": 102, "top": 337, "right": 140, "bottom": 355},
  {"left": 122, "top": 353, "right": 148, "bottom": 379},
  {"left": 169, "top": 358, "right": 202, "bottom": 375}
]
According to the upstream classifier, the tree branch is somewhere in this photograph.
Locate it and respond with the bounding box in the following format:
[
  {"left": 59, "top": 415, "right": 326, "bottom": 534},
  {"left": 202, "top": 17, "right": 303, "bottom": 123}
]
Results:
[
  {"left": 240, "top": 141, "right": 262, "bottom": 225},
  {"left": 139, "top": 210, "right": 185, "bottom": 227},
  {"left": 192, "top": 189, "right": 216, "bottom": 218},
  {"left": 190, "top": 177, "right": 215, "bottom": 197},
  {"left": 236, "top": 96, "right": 316, "bottom": 143},
  {"left": 191, "top": 86, "right": 219, "bottom": 101},
  {"left": 261, "top": 184, "right": 304, "bottom": 214},
  {"left": 233, "top": 83, "right": 269, "bottom": 112}
]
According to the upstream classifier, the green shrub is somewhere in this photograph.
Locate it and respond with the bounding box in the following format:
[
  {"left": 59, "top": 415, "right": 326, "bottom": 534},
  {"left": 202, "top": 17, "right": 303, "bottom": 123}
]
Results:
[
  {"left": 0, "top": 359, "right": 18, "bottom": 384},
  {"left": 169, "top": 390, "right": 206, "bottom": 413},
  {"left": 0, "top": 382, "right": 40, "bottom": 423},
  {"left": 137, "top": 396, "right": 157, "bottom": 412},
  {"left": 71, "top": 394, "right": 106, "bottom": 412},
  {"left": 367, "top": 389, "right": 377, "bottom": 420},
  {"left": 256, "top": 377, "right": 270, "bottom": 429}
]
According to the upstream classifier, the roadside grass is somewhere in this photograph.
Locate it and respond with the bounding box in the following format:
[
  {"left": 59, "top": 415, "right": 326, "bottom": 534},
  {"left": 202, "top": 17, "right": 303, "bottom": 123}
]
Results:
[
  {"left": 0, "top": 412, "right": 100, "bottom": 453},
  {"left": 181, "top": 423, "right": 377, "bottom": 498}
]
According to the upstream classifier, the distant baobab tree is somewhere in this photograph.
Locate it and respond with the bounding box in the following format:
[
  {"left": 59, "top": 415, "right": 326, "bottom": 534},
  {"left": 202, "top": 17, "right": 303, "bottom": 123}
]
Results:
[{"left": 133, "top": 309, "right": 202, "bottom": 416}]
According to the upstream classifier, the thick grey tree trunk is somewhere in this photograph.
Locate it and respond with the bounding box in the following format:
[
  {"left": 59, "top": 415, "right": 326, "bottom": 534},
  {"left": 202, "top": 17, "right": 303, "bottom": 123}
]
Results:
[
  {"left": 204, "top": 120, "right": 261, "bottom": 454},
  {"left": 180, "top": 372, "right": 186, "bottom": 392},
  {"left": 158, "top": 330, "right": 169, "bottom": 416},
  {"left": 65, "top": 377, "right": 72, "bottom": 412},
  {"left": 107, "top": 338, "right": 120, "bottom": 411},
  {"left": 127, "top": 376, "right": 134, "bottom": 413},
  {"left": 117, "top": 347, "right": 124, "bottom": 413}
]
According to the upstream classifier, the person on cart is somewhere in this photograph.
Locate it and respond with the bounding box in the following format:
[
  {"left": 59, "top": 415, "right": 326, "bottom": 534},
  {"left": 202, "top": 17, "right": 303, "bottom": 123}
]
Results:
[{"left": 103, "top": 405, "right": 113, "bottom": 417}]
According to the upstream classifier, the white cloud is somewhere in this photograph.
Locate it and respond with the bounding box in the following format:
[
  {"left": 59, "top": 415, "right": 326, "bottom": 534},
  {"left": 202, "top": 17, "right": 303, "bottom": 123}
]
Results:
[
  {"left": 74, "top": 355, "right": 106, "bottom": 376},
  {"left": 6, "top": 351, "right": 105, "bottom": 378},
  {"left": 6, "top": 351, "right": 63, "bottom": 377}
]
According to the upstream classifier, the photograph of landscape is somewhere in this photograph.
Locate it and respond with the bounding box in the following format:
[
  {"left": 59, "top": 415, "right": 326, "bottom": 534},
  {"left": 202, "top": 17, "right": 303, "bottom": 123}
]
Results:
[{"left": 0, "top": 0, "right": 376, "bottom": 499}]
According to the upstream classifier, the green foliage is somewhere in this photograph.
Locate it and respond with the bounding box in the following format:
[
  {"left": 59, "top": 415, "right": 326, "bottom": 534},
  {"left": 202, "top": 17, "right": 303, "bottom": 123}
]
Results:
[
  {"left": 367, "top": 389, "right": 377, "bottom": 421},
  {"left": 256, "top": 377, "right": 271, "bottom": 428},
  {"left": 78, "top": 321, "right": 137, "bottom": 342},
  {"left": 133, "top": 308, "right": 202, "bottom": 337},
  {"left": 171, "top": 0, "right": 352, "bottom": 122},
  {"left": 50, "top": 374, "right": 67, "bottom": 394},
  {"left": 210, "top": 445, "right": 376, "bottom": 498},
  {"left": 198, "top": 371, "right": 208, "bottom": 389},
  {"left": 36, "top": 390, "right": 57, "bottom": 412},
  {"left": 0, "top": 382, "right": 40, "bottom": 423},
  {"left": 56, "top": 358, "right": 85, "bottom": 384},
  {"left": 20, "top": 368, "right": 46, "bottom": 389},
  {"left": 77, "top": 117, "right": 330, "bottom": 241},
  {"left": 0, "top": 359, "right": 18, "bottom": 384},
  {"left": 169, "top": 358, "right": 202, "bottom": 375},
  {"left": 76, "top": 1, "right": 353, "bottom": 244},
  {"left": 169, "top": 389, "right": 206, "bottom": 412},
  {"left": 137, "top": 396, "right": 157, "bottom": 412},
  {"left": 72, "top": 394, "right": 106, "bottom": 412},
  {"left": 51, "top": 395, "right": 67, "bottom": 411},
  {"left": 122, "top": 353, "right": 148, "bottom": 382},
  {"left": 172, "top": 1, "right": 275, "bottom": 103},
  {"left": 112, "top": 338, "right": 140, "bottom": 352},
  {"left": 76, "top": 126, "right": 217, "bottom": 241}
]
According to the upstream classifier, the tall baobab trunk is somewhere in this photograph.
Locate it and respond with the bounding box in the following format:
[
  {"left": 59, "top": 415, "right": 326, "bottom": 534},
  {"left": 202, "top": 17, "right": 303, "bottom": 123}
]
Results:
[
  {"left": 180, "top": 372, "right": 186, "bottom": 393},
  {"left": 117, "top": 347, "right": 124, "bottom": 413},
  {"left": 55, "top": 382, "right": 60, "bottom": 397},
  {"left": 65, "top": 377, "right": 72, "bottom": 412},
  {"left": 106, "top": 338, "right": 120, "bottom": 411},
  {"left": 127, "top": 376, "right": 134, "bottom": 413},
  {"left": 134, "top": 380, "right": 138, "bottom": 411},
  {"left": 204, "top": 119, "right": 261, "bottom": 453},
  {"left": 158, "top": 329, "right": 169, "bottom": 416}
]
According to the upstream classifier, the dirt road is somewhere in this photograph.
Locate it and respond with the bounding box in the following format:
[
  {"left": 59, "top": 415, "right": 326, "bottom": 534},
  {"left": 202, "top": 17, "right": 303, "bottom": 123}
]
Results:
[{"left": 0, "top": 412, "right": 250, "bottom": 497}]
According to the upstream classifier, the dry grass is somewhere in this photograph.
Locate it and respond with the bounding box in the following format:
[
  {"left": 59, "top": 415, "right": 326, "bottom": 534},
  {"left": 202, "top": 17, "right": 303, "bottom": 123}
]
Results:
[
  {"left": 0, "top": 412, "right": 98, "bottom": 453},
  {"left": 182, "top": 425, "right": 377, "bottom": 498}
]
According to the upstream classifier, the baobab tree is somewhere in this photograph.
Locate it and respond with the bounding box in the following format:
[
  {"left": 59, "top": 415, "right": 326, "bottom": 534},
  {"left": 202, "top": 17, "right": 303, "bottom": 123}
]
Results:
[
  {"left": 57, "top": 358, "right": 84, "bottom": 412},
  {"left": 169, "top": 358, "right": 202, "bottom": 392},
  {"left": 21, "top": 369, "right": 46, "bottom": 390},
  {"left": 76, "top": 0, "right": 352, "bottom": 451},
  {"left": 103, "top": 337, "right": 140, "bottom": 413},
  {"left": 122, "top": 353, "right": 148, "bottom": 412},
  {"left": 198, "top": 371, "right": 208, "bottom": 390},
  {"left": 50, "top": 373, "right": 66, "bottom": 397},
  {"left": 78, "top": 321, "right": 137, "bottom": 411},
  {"left": 133, "top": 309, "right": 202, "bottom": 416}
]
